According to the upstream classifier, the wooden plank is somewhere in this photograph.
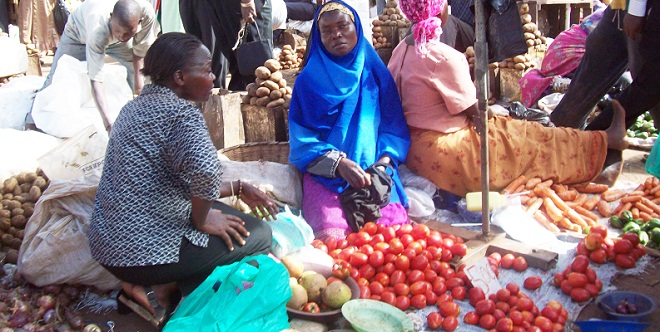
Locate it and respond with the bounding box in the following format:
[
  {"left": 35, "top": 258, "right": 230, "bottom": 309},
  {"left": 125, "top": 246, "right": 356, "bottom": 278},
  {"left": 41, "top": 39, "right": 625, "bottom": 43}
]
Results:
[
  {"left": 241, "top": 104, "right": 288, "bottom": 143},
  {"left": 199, "top": 89, "right": 245, "bottom": 150}
]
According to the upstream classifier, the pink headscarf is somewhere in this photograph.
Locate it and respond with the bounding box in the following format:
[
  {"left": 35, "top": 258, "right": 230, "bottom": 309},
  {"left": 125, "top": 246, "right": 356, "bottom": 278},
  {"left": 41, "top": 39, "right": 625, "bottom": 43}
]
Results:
[{"left": 399, "top": 0, "right": 446, "bottom": 56}]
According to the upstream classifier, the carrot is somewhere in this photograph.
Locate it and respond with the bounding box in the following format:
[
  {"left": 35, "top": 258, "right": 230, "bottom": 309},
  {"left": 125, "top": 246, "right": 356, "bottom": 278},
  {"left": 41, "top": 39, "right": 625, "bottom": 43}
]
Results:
[
  {"left": 635, "top": 201, "right": 654, "bottom": 216},
  {"left": 533, "top": 211, "right": 561, "bottom": 233},
  {"left": 574, "top": 183, "right": 609, "bottom": 194},
  {"left": 632, "top": 207, "right": 640, "bottom": 220},
  {"left": 653, "top": 197, "right": 660, "bottom": 204},
  {"left": 525, "top": 177, "right": 542, "bottom": 190},
  {"left": 641, "top": 197, "right": 660, "bottom": 215},
  {"left": 557, "top": 217, "right": 574, "bottom": 231},
  {"left": 620, "top": 195, "right": 643, "bottom": 204},
  {"left": 639, "top": 211, "right": 654, "bottom": 222},
  {"left": 566, "top": 208, "right": 590, "bottom": 229},
  {"left": 649, "top": 183, "right": 660, "bottom": 195},
  {"left": 601, "top": 189, "right": 627, "bottom": 202},
  {"left": 526, "top": 197, "right": 543, "bottom": 215},
  {"left": 628, "top": 191, "right": 646, "bottom": 197},
  {"left": 557, "top": 189, "right": 578, "bottom": 202},
  {"left": 597, "top": 200, "right": 612, "bottom": 218},
  {"left": 539, "top": 179, "right": 554, "bottom": 188},
  {"left": 574, "top": 206, "right": 600, "bottom": 223},
  {"left": 645, "top": 177, "right": 655, "bottom": 190},
  {"left": 520, "top": 195, "right": 531, "bottom": 205},
  {"left": 551, "top": 184, "right": 567, "bottom": 194},
  {"left": 503, "top": 175, "right": 527, "bottom": 194},
  {"left": 539, "top": 186, "right": 570, "bottom": 212},
  {"left": 583, "top": 195, "right": 601, "bottom": 211},
  {"left": 543, "top": 197, "right": 563, "bottom": 222},
  {"left": 614, "top": 202, "right": 633, "bottom": 217}
]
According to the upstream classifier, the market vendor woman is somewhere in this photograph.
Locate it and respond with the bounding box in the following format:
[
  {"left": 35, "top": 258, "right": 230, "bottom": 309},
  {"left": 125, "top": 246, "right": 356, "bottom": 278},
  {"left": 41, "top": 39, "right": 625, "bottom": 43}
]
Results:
[
  {"left": 88, "top": 32, "right": 278, "bottom": 328},
  {"left": 288, "top": 1, "right": 412, "bottom": 240}
]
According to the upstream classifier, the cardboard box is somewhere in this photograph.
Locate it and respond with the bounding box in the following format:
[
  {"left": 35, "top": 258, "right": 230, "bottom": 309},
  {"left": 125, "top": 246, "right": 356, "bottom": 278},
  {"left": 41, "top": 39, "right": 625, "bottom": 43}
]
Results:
[{"left": 499, "top": 68, "right": 526, "bottom": 103}]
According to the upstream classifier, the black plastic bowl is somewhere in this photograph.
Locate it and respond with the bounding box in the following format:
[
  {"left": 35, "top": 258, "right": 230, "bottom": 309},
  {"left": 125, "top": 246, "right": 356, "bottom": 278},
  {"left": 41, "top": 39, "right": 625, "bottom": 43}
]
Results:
[{"left": 596, "top": 291, "right": 657, "bottom": 321}]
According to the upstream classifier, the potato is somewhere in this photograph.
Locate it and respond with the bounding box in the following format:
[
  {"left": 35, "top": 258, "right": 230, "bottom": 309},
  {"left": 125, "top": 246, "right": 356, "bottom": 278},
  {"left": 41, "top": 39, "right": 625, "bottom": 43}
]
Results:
[
  {"left": 12, "top": 186, "right": 21, "bottom": 196},
  {"left": 284, "top": 93, "right": 292, "bottom": 101},
  {"left": 22, "top": 206, "right": 34, "bottom": 219},
  {"left": 488, "top": 62, "right": 498, "bottom": 68},
  {"left": 526, "top": 39, "right": 535, "bottom": 47},
  {"left": 507, "top": 62, "right": 516, "bottom": 69},
  {"left": 524, "top": 32, "right": 535, "bottom": 40},
  {"left": 498, "top": 61, "right": 507, "bottom": 68},
  {"left": 0, "top": 210, "right": 9, "bottom": 219},
  {"left": 468, "top": 57, "right": 476, "bottom": 64},
  {"left": 520, "top": 14, "right": 532, "bottom": 24},
  {"left": 241, "top": 94, "right": 251, "bottom": 104},
  {"left": 533, "top": 29, "right": 542, "bottom": 38},
  {"left": 19, "top": 183, "right": 31, "bottom": 194},
  {"left": 0, "top": 218, "right": 10, "bottom": 231},
  {"left": 16, "top": 173, "right": 29, "bottom": 184},
  {"left": 269, "top": 70, "right": 283, "bottom": 83},
  {"left": 372, "top": 19, "right": 382, "bottom": 26},
  {"left": 24, "top": 172, "right": 37, "bottom": 184},
  {"left": 523, "top": 22, "right": 537, "bottom": 33},
  {"left": 266, "top": 98, "right": 285, "bottom": 108},
  {"left": 11, "top": 208, "right": 23, "bottom": 218},
  {"left": 373, "top": 26, "right": 382, "bottom": 32},
  {"left": 256, "top": 86, "right": 271, "bottom": 97},
  {"left": 32, "top": 176, "right": 47, "bottom": 190},
  {"left": 10, "top": 215, "right": 26, "bottom": 228},
  {"left": 519, "top": 3, "right": 529, "bottom": 14},
  {"left": 278, "top": 78, "right": 287, "bottom": 88},
  {"left": 514, "top": 63, "right": 526, "bottom": 70},
  {"left": 263, "top": 80, "right": 279, "bottom": 91},
  {"left": 16, "top": 229, "right": 24, "bottom": 240},
  {"left": 5, "top": 200, "right": 21, "bottom": 211},
  {"left": 3, "top": 178, "right": 18, "bottom": 192},
  {"left": 256, "top": 96, "right": 271, "bottom": 106},
  {"left": 5, "top": 249, "right": 18, "bottom": 264},
  {"left": 269, "top": 89, "right": 283, "bottom": 100},
  {"left": 1, "top": 233, "right": 13, "bottom": 246},
  {"left": 3, "top": 193, "right": 12, "bottom": 200},
  {"left": 254, "top": 66, "right": 271, "bottom": 79},
  {"left": 465, "top": 46, "right": 475, "bottom": 57},
  {"left": 250, "top": 96, "right": 259, "bottom": 105},
  {"left": 264, "top": 59, "right": 282, "bottom": 73},
  {"left": 379, "top": 14, "right": 389, "bottom": 21},
  {"left": 282, "top": 44, "right": 293, "bottom": 51},
  {"left": 513, "top": 55, "right": 526, "bottom": 63},
  {"left": 28, "top": 186, "right": 41, "bottom": 202},
  {"left": 11, "top": 237, "right": 21, "bottom": 249},
  {"left": 279, "top": 87, "right": 287, "bottom": 95},
  {"left": 14, "top": 194, "right": 28, "bottom": 203},
  {"left": 255, "top": 77, "right": 266, "bottom": 87},
  {"left": 285, "top": 86, "right": 292, "bottom": 94}
]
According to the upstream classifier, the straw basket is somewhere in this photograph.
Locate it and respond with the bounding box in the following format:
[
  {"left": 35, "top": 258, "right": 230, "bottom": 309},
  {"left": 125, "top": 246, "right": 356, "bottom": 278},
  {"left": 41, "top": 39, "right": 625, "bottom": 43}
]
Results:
[{"left": 219, "top": 142, "right": 290, "bottom": 164}]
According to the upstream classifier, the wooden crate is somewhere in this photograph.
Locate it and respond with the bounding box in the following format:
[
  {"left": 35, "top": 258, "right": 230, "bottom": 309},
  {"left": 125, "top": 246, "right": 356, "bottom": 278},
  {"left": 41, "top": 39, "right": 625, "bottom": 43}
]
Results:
[
  {"left": 499, "top": 68, "right": 526, "bottom": 103},
  {"left": 199, "top": 89, "right": 245, "bottom": 150},
  {"left": 241, "top": 104, "right": 288, "bottom": 143},
  {"left": 377, "top": 48, "right": 393, "bottom": 66}
]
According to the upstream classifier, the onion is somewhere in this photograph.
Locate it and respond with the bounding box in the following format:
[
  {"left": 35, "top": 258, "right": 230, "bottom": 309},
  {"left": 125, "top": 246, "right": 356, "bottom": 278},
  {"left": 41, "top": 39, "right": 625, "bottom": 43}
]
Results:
[
  {"left": 61, "top": 286, "right": 79, "bottom": 300},
  {"left": 37, "top": 295, "right": 55, "bottom": 311},
  {"left": 82, "top": 324, "right": 102, "bottom": 332},
  {"left": 56, "top": 293, "right": 70, "bottom": 307},
  {"left": 64, "top": 309, "right": 84, "bottom": 330},
  {"left": 626, "top": 302, "right": 638, "bottom": 314},
  {"left": 20, "top": 322, "right": 39, "bottom": 332},
  {"left": 42, "top": 309, "right": 57, "bottom": 324},
  {"left": 41, "top": 285, "right": 62, "bottom": 295},
  {"left": 53, "top": 323, "right": 72, "bottom": 332},
  {"left": 7, "top": 310, "right": 30, "bottom": 328},
  {"left": 0, "top": 328, "right": 16, "bottom": 332}
]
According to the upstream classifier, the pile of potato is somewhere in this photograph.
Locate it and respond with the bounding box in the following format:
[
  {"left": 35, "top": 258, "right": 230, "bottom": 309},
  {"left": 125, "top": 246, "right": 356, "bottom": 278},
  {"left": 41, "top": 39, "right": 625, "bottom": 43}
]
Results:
[
  {"left": 242, "top": 59, "right": 293, "bottom": 109},
  {"left": 278, "top": 45, "right": 304, "bottom": 70},
  {"left": 496, "top": 53, "right": 535, "bottom": 71},
  {"left": 519, "top": 3, "right": 547, "bottom": 52},
  {"left": 372, "top": 0, "right": 410, "bottom": 50},
  {"left": 1, "top": 170, "right": 49, "bottom": 264}
]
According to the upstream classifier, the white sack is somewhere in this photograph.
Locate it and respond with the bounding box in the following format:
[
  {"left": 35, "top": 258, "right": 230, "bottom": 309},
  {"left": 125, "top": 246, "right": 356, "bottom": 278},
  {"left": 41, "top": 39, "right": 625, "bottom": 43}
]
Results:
[
  {"left": 0, "top": 76, "right": 46, "bottom": 130},
  {"left": 0, "top": 36, "right": 28, "bottom": 77},
  {"left": 0, "top": 129, "right": 62, "bottom": 183}
]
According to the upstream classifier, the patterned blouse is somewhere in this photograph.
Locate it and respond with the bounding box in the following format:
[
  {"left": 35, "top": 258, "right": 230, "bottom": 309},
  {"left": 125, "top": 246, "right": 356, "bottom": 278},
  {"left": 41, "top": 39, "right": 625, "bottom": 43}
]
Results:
[{"left": 89, "top": 84, "right": 222, "bottom": 267}]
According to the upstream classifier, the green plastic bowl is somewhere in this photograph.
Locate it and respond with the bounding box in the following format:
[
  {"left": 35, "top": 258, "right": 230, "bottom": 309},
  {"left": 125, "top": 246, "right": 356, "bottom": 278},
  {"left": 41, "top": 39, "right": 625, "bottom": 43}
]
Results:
[{"left": 341, "top": 299, "right": 414, "bottom": 332}]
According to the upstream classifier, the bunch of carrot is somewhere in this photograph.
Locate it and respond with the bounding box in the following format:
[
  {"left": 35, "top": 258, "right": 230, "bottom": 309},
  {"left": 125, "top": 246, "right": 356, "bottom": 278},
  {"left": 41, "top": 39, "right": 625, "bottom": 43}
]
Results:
[{"left": 609, "top": 177, "right": 660, "bottom": 221}]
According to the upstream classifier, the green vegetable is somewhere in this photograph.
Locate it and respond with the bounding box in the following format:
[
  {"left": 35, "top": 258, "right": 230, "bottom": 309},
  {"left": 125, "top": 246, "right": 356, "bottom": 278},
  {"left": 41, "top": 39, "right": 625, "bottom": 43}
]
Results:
[
  {"left": 609, "top": 215, "right": 624, "bottom": 229},
  {"left": 647, "top": 218, "right": 660, "bottom": 230},
  {"left": 622, "top": 222, "right": 641, "bottom": 234},
  {"left": 651, "top": 228, "right": 660, "bottom": 244},
  {"left": 621, "top": 210, "right": 634, "bottom": 223},
  {"left": 639, "top": 231, "right": 650, "bottom": 246}
]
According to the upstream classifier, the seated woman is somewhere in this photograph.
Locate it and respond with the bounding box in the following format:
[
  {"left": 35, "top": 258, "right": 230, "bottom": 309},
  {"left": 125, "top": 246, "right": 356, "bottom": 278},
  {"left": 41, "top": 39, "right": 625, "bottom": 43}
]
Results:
[
  {"left": 88, "top": 32, "right": 278, "bottom": 328},
  {"left": 288, "top": 0, "right": 411, "bottom": 240},
  {"left": 388, "top": 0, "right": 629, "bottom": 198}
]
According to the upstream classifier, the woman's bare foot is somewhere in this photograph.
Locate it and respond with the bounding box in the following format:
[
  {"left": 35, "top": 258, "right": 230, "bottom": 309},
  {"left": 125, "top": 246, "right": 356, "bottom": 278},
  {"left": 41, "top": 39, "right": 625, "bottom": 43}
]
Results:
[{"left": 605, "top": 100, "right": 629, "bottom": 151}]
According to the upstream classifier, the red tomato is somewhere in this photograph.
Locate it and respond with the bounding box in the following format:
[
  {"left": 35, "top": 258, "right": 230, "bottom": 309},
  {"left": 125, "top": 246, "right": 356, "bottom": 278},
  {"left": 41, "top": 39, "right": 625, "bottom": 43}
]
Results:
[
  {"left": 382, "top": 261, "right": 396, "bottom": 275},
  {"left": 359, "top": 285, "right": 371, "bottom": 299},
  {"left": 373, "top": 272, "right": 390, "bottom": 286},
  {"left": 571, "top": 255, "right": 589, "bottom": 273},
  {"left": 389, "top": 238, "right": 404, "bottom": 255},
  {"left": 402, "top": 248, "right": 417, "bottom": 260},
  {"left": 395, "top": 295, "right": 410, "bottom": 311},
  {"left": 464, "top": 311, "right": 480, "bottom": 325},
  {"left": 615, "top": 254, "right": 636, "bottom": 269},
  {"left": 451, "top": 286, "right": 467, "bottom": 301},
  {"left": 349, "top": 252, "right": 369, "bottom": 267},
  {"left": 589, "top": 248, "right": 608, "bottom": 264},
  {"left": 584, "top": 233, "right": 603, "bottom": 251},
  {"left": 338, "top": 246, "right": 357, "bottom": 261},
  {"left": 369, "top": 234, "right": 386, "bottom": 248},
  {"left": 407, "top": 269, "right": 425, "bottom": 284},
  {"left": 614, "top": 239, "right": 634, "bottom": 254},
  {"left": 358, "top": 264, "right": 375, "bottom": 280},
  {"left": 332, "top": 259, "right": 352, "bottom": 280},
  {"left": 570, "top": 287, "right": 591, "bottom": 302},
  {"left": 500, "top": 253, "right": 516, "bottom": 269},
  {"left": 353, "top": 231, "right": 372, "bottom": 247},
  {"left": 541, "top": 306, "right": 559, "bottom": 322},
  {"left": 424, "top": 269, "right": 438, "bottom": 283},
  {"left": 576, "top": 242, "right": 590, "bottom": 256},
  {"left": 506, "top": 282, "right": 520, "bottom": 295},
  {"left": 369, "top": 281, "right": 384, "bottom": 295},
  {"left": 436, "top": 293, "right": 453, "bottom": 304},
  {"left": 411, "top": 254, "right": 429, "bottom": 271},
  {"left": 496, "top": 317, "right": 513, "bottom": 332},
  {"left": 439, "top": 264, "right": 455, "bottom": 279},
  {"left": 380, "top": 291, "right": 396, "bottom": 306},
  {"left": 400, "top": 234, "right": 414, "bottom": 248},
  {"left": 560, "top": 279, "right": 573, "bottom": 295},
  {"left": 509, "top": 310, "right": 523, "bottom": 326},
  {"left": 395, "top": 223, "right": 413, "bottom": 237},
  {"left": 394, "top": 255, "right": 410, "bottom": 271},
  {"left": 496, "top": 289, "right": 511, "bottom": 302},
  {"left": 524, "top": 276, "right": 543, "bottom": 290},
  {"left": 391, "top": 283, "right": 408, "bottom": 297},
  {"left": 440, "top": 249, "right": 453, "bottom": 262},
  {"left": 479, "top": 314, "right": 497, "bottom": 330},
  {"left": 442, "top": 315, "right": 459, "bottom": 331},
  {"left": 432, "top": 278, "right": 448, "bottom": 295},
  {"left": 567, "top": 272, "right": 588, "bottom": 288},
  {"left": 410, "top": 280, "right": 429, "bottom": 295},
  {"left": 534, "top": 316, "right": 553, "bottom": 331},
  {"left": 512, "top": 256, "right": 528, "bottom": 272},
  {"left": 450, "top": 243, "right": 468, "bottom": 257},
  {"left": 411, "top": 223, "right": 430, "bottom": 240},
  {"left": 369, "top": 251, "right": 385, "bottom": 267},
  {"left": 389, "top": 269, "right": 406, "bottom": 286},
  {"left": 425, "top": 289, "right": 438, "bottom": 305},
  {"left": 475, "top": 299, "right": 496, "bottom": 316},
  {"left": 336, "top": 239, "right": 349, "bottom": 250},
  {"left": 590, "top": 224, "right": 608, "bottom": 238},
  {"left": 324, "top": 237, "right": 337, "bottom": 252},
  {"left": 410, "top": 294, "right": 427, "bottom": 309},
  {"left": 427, "top": 232, "right": 443, "bottom": 248},
  {"left": 377, "top": 226, "right": 396, "bottom": 243},
  {"left": 370, "top": 294, "right": 381, "bottom": 301},
  {"left": 374, "top": 242, "right": 390, "bottom": 255},
  {"left": 445, "top": 277, "right": 465, "bottom": 290},
  {"left": 362, "top": 222, "right": 378, "bottom": 235},
  {"left": 632, "top": 244, "right": 646, "bottom": 260},
  {"left": 303, "top": 302, "right": 320, "bottom": 313},
  {"left": 439, "top": 301, "right": 460, "bottom": 317},
  {"left": 468, "top": 287, "right": 486, "bottom": 307},
  {"left": 516, "top": 297, "right": 534, "bottom": 312},
  {"left": 360, "top": 244, "right": 374, "bottom": 256},
  {"left": 407, "top": 241, "right": 423, "bottom": 255},
  {"left": 622, "top": 232, "right": 640, "bottom": 246},
  {"left": 427, "top": 312, "right": 443, "bottom": 330}
]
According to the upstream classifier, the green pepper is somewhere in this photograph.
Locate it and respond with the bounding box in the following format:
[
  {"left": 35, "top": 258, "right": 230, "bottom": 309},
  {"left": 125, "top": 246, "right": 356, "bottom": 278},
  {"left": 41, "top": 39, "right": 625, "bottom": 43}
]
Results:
[
  {"left": 621, "top": 210, "right": 634, "bottom": 223},
  {"left": 639, "top": 231, "right": 650, "bottom": 246},
  {"left": 651, "top": 228, "right": 660, "bottom": 244},
  {"left": 622, "top": 222, "right": 641, "bottom": 234},
  {"left": 632, "top": 218, "right": 645, "bottom": 226},
  {"left": 647, "top": 218, "right": 660, "bottom": 230},
  {"left": 609, "top": 215, "right": 624, "bottom": 229}
]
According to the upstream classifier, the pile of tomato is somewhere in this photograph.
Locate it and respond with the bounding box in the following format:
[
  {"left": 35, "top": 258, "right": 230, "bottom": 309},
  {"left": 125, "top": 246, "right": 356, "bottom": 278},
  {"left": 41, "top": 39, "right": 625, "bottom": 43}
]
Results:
[
  {"left": 578, "top": 224, "right": 647, "bottom": 269},
  {"left": 552, "top": 255, "right": 604, "bottom": 303}
]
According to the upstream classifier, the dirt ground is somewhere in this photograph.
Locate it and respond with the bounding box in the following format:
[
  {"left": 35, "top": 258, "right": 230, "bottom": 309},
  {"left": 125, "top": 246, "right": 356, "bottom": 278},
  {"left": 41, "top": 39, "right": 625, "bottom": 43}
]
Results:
[{"left": 31, "top": 58, "right": 658, "bottom": 331}]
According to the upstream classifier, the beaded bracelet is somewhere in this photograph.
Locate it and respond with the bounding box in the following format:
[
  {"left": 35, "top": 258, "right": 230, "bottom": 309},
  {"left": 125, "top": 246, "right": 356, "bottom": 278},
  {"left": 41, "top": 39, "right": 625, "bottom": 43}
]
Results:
[{"left": 238, "top": 179, "right": 243, "bottom": 197}]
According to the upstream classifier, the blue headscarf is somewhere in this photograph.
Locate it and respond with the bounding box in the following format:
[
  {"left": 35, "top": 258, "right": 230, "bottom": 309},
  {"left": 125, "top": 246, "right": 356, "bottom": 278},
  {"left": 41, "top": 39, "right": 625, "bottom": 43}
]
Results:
[{"left": 288, "top": 0, "right": 411, "bottom": 206}]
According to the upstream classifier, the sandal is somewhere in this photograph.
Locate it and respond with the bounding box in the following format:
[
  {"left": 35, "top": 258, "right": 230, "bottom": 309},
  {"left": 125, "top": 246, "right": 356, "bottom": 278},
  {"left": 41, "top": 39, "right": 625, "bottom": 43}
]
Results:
[{"left": 117, "top": 287, "right": 181, "bottom": 329}]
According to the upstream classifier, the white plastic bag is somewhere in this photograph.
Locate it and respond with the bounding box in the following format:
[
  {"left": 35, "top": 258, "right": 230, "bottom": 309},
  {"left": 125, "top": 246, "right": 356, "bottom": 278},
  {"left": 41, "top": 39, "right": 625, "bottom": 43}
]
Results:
[
  {"left": 0, "top": 36, "right": 28, "bottom": 77},
  {"left": 491, "top": 196, "right": 559, "bottom": 246},
  {"left": 0, "top": 75, "right": 46, "bottom": 130},
  {"left": 17, "top": 174, "right": 122, "bottom": 291},
  {"left": 269, "top": 205, "right": 314, "bottom": 258},
  {"left": 38, "top": 125, "right": 108, "bottom": 181},
  {"left": 0, "top": 129, "right": 62, "bottom": 183}
]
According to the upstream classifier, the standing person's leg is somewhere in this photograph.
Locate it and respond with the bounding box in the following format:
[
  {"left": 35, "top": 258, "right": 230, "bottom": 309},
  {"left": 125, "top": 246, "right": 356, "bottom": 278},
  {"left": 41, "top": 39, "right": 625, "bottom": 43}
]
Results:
[
  {"left": 550, "top": 7, "right": 629, "bottom": 129},
  {"left": 285, "top": 0, "right": 317, "bottom": 21}
]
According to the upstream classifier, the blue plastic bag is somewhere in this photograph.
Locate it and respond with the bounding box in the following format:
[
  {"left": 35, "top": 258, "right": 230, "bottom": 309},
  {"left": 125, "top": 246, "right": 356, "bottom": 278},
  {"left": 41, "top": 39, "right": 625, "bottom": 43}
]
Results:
[
  {"left": 646, "top": 139, "right": 660, "bottom": 178},
  {"left": 162, "top": 255, "right": 291, "bottom": 332},
  {"left": 269, "top": 205, "right": 314, "bottom": 258}
]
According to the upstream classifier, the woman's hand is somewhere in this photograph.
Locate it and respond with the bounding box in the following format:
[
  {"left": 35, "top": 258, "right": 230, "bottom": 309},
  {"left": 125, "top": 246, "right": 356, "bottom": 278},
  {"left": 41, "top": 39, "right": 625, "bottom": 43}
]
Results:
[
  {"left": 200, "top": 210, "right": 249, "bottom": 251},
  {"left": 240, "top": 182, "right": 278, "bottom": 220},
  {"left": 337, "top": 158, "right": 371, "bottom": 189},
  {"left": 240, "top": 0, "right": 256, "bottom": 24}
]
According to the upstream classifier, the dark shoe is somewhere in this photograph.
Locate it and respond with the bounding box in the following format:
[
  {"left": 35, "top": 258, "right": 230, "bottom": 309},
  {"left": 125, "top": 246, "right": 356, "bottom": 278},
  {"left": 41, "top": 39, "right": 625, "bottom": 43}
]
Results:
[{"left": 116, "top": 288, "right": 181, "bottom": 329}]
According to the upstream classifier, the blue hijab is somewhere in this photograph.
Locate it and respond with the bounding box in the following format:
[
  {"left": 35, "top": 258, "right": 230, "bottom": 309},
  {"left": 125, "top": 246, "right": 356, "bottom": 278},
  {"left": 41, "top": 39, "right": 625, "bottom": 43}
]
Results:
[{"left": 288, "top": 0, "right": 411, "bottom": 206}]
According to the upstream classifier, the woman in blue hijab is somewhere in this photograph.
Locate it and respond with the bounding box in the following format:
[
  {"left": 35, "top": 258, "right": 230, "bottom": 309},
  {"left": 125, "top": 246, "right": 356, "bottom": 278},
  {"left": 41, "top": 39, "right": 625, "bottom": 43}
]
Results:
[{"left": 288, "top": 0, "right": 411, "bottom": 240}]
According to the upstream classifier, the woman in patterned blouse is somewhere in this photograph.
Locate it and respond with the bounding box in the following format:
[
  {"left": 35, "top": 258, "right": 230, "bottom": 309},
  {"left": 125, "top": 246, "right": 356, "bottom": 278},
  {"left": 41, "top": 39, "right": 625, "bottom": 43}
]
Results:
[{"left": 88, "top": 32, "right": 279, "bottom": 328}]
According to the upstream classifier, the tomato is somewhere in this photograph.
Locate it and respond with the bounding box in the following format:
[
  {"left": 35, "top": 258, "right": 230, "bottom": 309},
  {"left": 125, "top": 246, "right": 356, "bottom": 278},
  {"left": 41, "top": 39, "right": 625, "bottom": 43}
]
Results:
[
  {"left": 560, "top": 279, "right": 572, "bottom": 295},
  {"left": 615, "top": 254, "right": 636, "bottom": 269},
  {"left": 445, "top": 277, "right": 465, "bottom": 291},
  {"left": 576, "top": 242, "right": 590, "bottom": 256},
  {"left": 541, "top": 306, "right": 559, "bottom": 322},
  {"left": 410, "top": 294, "right": 427, "bottom": 309},
  {"left": 395, "top": 295, "right": 410, "bottom": 311},
  {"left": 395, "top": 223, "right": 413, "bottom": 237},
  {"left": 370, "top": 294, "right": 381, "bottom": 301},
  {"left": 400, "top": 234, "right": 414, "bottom": 248},
  {"left": 424, "top": 269, "right": 438, "bottom": 283},
  {"left": 429, "top": 259, "right": 443, "bottom": 274},
  {"left": 584, "top": 283, "right": 600, "bottom": 297},
  {"left": 613, "top": 239, "right": 634, "bottom": 254},
  {"left": 369, "top": 235, "right": 386, "bottom": 249},
  {"left": 500, "top": 253, "right": 515, "bottom": 269},
  {"left": 553, "top": 272, "right": 564, "bottom": 287},
  {"left": 632, "top": 244, "right": 646, "bottom": 260},
  {"left": 589, "top": 248, "right": 608, "bottom": 264},
  {"left": 468, "top": 287, "right": 486, "bottom": 307},
  {"left": 362, "top": 221, "right": 378, "bottom": 235},
  {"left": 408, "top": 241, "right": 424, "bottom": 255},
  {"left": 427, "top": 232, "right": 443, "bottom": 248},
  {"left": 372, "top": 272, "right": 389, "bottom": 286},
  {"left": 394, "top": 255, "right": 410, "bottom": 271},
  {"left": 349, "top": 252, "right": 369, "bottom": 267},
  {"left": 374, "top": 241, "right": 390, "bottom": 255},
  {"left": 427, "top": 311, "right": 443, "bottom": 330},
  {"left": 496, "top": 317, "right": 514, "bottom": 332},
  {"left": 335, "top": 239, "right": 348, "bottom": 250},
  {"left": 442, "top": 315, "right": 459, "bottom": 331},
  {"left": 332, "top": 259, "right": 352, "bottom": 280},
  {"left": 402, "top": 248, "right": 417, "bottom": 261},
  {"left": 425, "top": 289, "right": 438, "bottom": 304},
  {"left": 570, "top": 287, "right": 591, "bottom": 302},
  {"left": 570, "top": 255, "right": 589, "bottom": 273},
  {"left": 303, "top": 302, "right": 320, "bottom": 313},
  {"left": 380, "top": 291, "right": 396, "bottom": 306},
  {"left": 534, "top": 316, "right": 553, "bottom": 331},
  {"left": 439, "top": 264, "right": 455, "bottom": 279},
  {"left": 436, "top": 293, "right": 453, "bottom": 304},
  {"left": 475, "top": 299, "right": 496, "bottom": 315},
  {"left": 451, "top": 286, "right": 466, "bottom": 301},
  {"left": 590, "top": 224, "right": 608, "bottom": 238},
  {"left": 326, "top": 276, "right": 341, "bottom": 285},
  {"left": 512, "top": 256, "right": 528, "bottom": 272},
  {"left": 464, "top": 311, "right": 479, "bottom": 325},
  {"left": 359, "top": 285, "right": 371, "bottom": 299},
  {"left": 523, "top": 276, "right": 543, "bottom": 290},
  {"left": 479, "top": 314, "right": 497, "bottom": 330},
  {"left": 509, "top": 310, "right": 523, "bottom": 326},
  {"left": 410, "top": 280, "right": 428, "bottom": 295},
  {"left": 389, "top": 269, "right": 406, "bottom": 286},
  {"left": 432, "top": 278, "right": 448, "bottom": 295},
  {"left": 358, "top": 264, "right": 375, "bottom": 280},
  {"left": 495, "top": 301, "right": 511, "bottom": 314},
  {"left": 350, "top": 267, "right": 360, "bottom": 280},
  {"left": 389, "top": 238, "right": 404, "bottom": 255},
  {"left": 439, "top": 301, "right": 460, "bottom": 317},
  {"left": 622, "top": 232, "right": 640, "bottom": 246},
  {"left": 496, "top": 289, "right": 511, "bottom": 302},
  {"left": 450, "top": 243, "right": 468, "bottom": 257},
  {"left": 382, "top": 261, "right": 396, "bottom": 275},
  {"left": 505, "top": 282, "right": 520, "bottom": 296},
  {"left": 440, "top": 248, "right": 453, "bottom": 262},
  {"left": 493, "top": 308, "right": 507, "bottom": 321},
  {"left": 338, "top": 246, "right": 357, "bottom": 261},
  {"left": 516, "top": 297, "right": 534, "bottom": 312},
  {"left": 567, "top": 272, "right": 588, "bottom": 288},
  {"left": 360, "top": 244, "right": 374, "bottom": 256},
  {"left": 584, "top": 232, "right": 603, "bottom": 251},
  {"left": 409, "top": 223, "right": 429, "bottom": 240},
  {"left": 411, "top": 255, "right": 429, "bottom": 271},
  {"left": 368, "top": 250, "right": 384, "bottom": 267}
]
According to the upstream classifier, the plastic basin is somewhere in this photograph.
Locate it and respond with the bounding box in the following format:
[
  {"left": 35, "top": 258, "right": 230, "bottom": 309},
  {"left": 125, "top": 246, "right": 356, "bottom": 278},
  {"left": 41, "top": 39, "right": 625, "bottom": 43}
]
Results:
[
  {"left": 596, "top": 291, "right": 657, "bottom": 321},
  {"left": 574, "top": 319, "right": 651, "bottom": 332},
  {"left": 341, "top": 299, "right": 414, "bottom": 332},
  {"left": 286, "top": 272, "right": 360, "bottom": 324}
]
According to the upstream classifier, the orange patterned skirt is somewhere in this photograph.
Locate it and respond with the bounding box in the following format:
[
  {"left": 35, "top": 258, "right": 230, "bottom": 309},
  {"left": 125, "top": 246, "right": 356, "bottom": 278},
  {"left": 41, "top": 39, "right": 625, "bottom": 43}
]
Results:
[{"left": 406, "top": 116, "right": 608, "bottom": 197}]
